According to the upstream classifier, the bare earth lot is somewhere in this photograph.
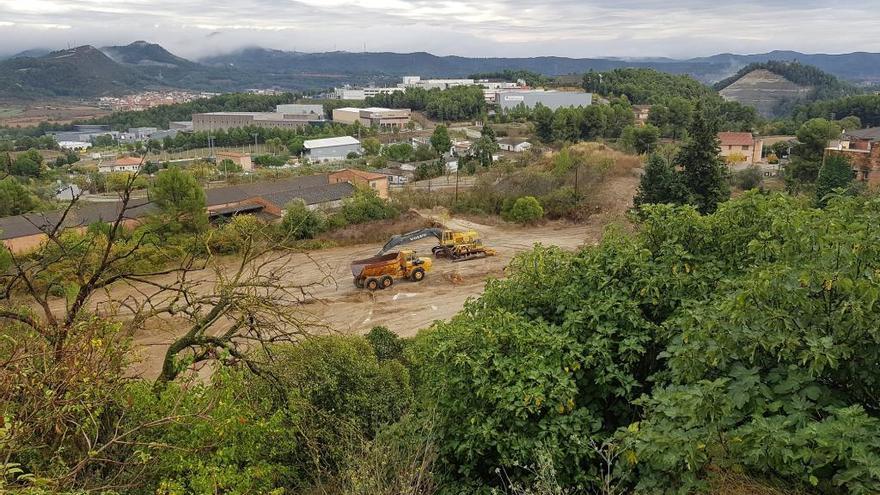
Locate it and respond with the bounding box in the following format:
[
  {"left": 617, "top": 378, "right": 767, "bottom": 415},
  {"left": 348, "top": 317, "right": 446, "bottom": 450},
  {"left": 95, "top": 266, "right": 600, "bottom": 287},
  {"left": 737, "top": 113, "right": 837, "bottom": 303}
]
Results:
[
  {"left": 126, "top": 211, "right": 625, "bottom": 377},
  {"left": 118, "top": 171, "right": 639, "bottom": 377}
]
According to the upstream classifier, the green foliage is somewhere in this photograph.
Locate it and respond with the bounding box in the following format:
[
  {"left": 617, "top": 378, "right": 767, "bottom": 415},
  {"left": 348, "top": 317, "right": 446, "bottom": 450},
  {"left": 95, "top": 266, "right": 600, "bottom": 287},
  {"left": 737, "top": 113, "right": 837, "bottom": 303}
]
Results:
[
  {"left": 366, "top": 326, "right": 405, "bottom": 362},
  {"left": 0, "top": 177, "right": 36, "bottom": 217},
  {"left": 796, "top": 118, "right": 841, "bottom": 162},
  {"left": 11, "top": 149, "right": 42, "bottom": 177},
  {"left": 734, "top": 164, "right": 764, "bottom": 191},
  {"left": 414, "top": 161, "right": 445, "bottom": 181},
  {"left": 620, "top": 124, "right": 661, "bottom": 154},
  {"left": 584, "top": 68, "right": 716, "bottom": 104},
  {"left": 623, "top": 194, "right": 880, "bottom": 495},
  {"left": 253, "top": 154, "right": 288, "bottom": 167},
  {"left": 366, "top": 86, "right": 486, "bottom": 121},
  {"left": 150, "top": 167, "right": 208, "bottom": 232},
  {"left": 430, "top": 125, "right": 452, "bottom": 155},
  {"left": 815, "top": 154, "right": 853, "bottom": 206},
  {"left": 339, "top": 186, "right": 398, "bottom": 225},
  {"left": 502, "top": 196, "right": 544, "bottom": 224},
  {"left": 382, "top": 142, "right": 415, "bottom": 162},
  {"left": 281, "top": 199, "right": 324, "bottom": 240},
  {"left": 795, "top": 94, "right": 880, "bottom": 128},
  {"left": 634, "top": 153, "right": 689, "bottom": 207},
  {"left": 361, "top": 137, "right": 381, "bottom": 156},
  {"left": 678, "top": 105, "right": 730, "bottom": 214}
]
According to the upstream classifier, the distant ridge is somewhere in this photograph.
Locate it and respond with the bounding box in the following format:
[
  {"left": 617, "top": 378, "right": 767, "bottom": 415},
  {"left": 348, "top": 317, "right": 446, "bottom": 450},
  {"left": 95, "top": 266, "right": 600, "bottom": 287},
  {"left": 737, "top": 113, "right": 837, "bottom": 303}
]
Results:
[{"left": 3, "top": 41, "right": 880, "bottom": 101}]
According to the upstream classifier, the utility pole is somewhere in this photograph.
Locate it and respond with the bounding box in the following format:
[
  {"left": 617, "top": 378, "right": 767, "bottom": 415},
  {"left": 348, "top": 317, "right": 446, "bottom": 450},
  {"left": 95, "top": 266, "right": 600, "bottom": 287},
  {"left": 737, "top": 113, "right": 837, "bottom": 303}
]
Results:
[
  {"left": 454, "top": 165, "right": 460, "bottom": 203},
  {"left": 252, "top": 133, "right": 259, "bottom": 154}
]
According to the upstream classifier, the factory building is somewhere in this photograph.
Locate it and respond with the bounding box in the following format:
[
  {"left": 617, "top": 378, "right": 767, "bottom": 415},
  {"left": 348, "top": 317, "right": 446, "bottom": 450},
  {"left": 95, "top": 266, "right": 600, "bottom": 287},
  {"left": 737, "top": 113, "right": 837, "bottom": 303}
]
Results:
[
  {"left": 333, "top": 87, "right": 405, "bottom": 100},
  {"left": 332, "top": 107, "right": 411, "bottom": 128},
  {"left": 192, "top": 111, "right": 324, "bottom": 132},
  {"left": 497, "top": 91, "right": 593, "bottom": 111},
  {"left": 303, "top": 136, "right": 362, "bottom": 162},
  {"left": 275, "top": 104, "right": 325, "bottom": 118}
]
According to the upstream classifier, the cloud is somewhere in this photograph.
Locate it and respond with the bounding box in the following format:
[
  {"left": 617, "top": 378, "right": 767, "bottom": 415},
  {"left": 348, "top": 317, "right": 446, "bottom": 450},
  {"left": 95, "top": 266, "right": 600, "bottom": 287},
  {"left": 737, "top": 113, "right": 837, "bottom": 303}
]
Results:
[{"left": 0, "top": 0, "right": 878, "bottom": 59}]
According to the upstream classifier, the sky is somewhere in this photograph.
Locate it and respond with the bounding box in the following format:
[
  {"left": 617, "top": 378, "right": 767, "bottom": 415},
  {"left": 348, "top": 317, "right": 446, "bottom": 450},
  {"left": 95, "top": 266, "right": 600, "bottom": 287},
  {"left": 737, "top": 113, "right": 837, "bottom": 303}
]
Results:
[{"left": 1, "top": 0, "right": 879, "bottom": 60}]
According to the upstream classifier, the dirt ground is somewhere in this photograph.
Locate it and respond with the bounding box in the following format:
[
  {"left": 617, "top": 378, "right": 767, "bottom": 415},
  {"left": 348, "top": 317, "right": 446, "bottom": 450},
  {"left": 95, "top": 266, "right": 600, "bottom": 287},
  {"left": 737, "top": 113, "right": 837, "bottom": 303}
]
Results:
[
  {"left": 114, "top": 169, "right": 639, "bottom": 378},
  {"left": 0, "top": 101, "right": 109, "bottom": 127}
]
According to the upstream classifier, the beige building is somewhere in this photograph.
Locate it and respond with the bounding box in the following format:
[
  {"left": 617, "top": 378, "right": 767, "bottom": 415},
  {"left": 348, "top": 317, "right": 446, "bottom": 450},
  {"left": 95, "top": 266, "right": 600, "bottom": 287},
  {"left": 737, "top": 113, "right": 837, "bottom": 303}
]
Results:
[
  {"left": 329, "top": 169, "right": 389, "bottom": 199},
  {"left": 331, "top": 107, "right": 411, "bottom": 128},
  {"left": 98, "top": 156, "right": 143, "bottom": 173},
  {"left": 215, "top": 151, "right": 254, "bottom": 172},
  {"left": 718, "top": 132, "right": 764, "bottom": 166},
  {"left": 192, "top": 112, "right": 323, "bottom": 132}
]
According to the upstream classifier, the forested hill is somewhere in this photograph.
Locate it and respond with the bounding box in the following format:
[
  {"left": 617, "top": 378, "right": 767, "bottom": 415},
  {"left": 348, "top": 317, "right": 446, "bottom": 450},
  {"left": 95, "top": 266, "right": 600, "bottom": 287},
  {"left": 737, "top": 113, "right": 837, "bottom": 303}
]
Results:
[{"left": 714, "top": 61, "right": 858, "bottom": 99}]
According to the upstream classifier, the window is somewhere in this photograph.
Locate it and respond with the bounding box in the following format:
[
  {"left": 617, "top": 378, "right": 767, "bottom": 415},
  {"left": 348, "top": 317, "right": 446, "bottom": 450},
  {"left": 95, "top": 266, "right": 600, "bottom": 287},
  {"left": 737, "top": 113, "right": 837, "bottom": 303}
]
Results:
[{"left": 741, "top": 145, "right": 750, "bottom": 151}]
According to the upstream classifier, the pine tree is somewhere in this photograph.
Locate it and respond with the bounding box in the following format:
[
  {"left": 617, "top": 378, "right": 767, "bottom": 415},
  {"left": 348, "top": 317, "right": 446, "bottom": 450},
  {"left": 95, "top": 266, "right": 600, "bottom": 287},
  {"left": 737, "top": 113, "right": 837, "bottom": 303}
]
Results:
[
  {"left": 634, "top": 153, "right": 689, "bottom": 208},
  {"left": 814, "top": 154, "right": 853, "bottom": 207},
  {"left": 678, "top": 105, "right": 729, "bottom": 214}
]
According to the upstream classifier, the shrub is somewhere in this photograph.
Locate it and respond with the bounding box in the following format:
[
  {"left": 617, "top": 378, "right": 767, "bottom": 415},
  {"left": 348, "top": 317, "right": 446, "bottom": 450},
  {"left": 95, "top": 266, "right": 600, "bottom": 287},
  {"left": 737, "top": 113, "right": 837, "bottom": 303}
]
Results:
[
  {"left": 340, "top": 187, "right": 398, "bottom": 224},
  {"left": 734, "top": 165, "right": 764, "bottom": 191},
  {"left": 281, "top": 199, "right": 324, "bottom": 240},
  {"left": 540, "top": 186, "right": 580, "bottom": 220},
  {"left": 366, "top": 326, "right": 405, "bottom": 362},
  {"left": 503, "top": 196, "right": 544, "bottom": 224}
]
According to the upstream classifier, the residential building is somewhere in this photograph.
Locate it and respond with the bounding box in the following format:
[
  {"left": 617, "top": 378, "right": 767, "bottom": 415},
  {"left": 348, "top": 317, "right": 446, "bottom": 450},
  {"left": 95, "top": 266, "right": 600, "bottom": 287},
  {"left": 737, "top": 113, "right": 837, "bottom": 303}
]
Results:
[
  {"left": 98, "top": 156, "right": 143, "bottom": 173},
  {"left": 497, "top": 138, "right": 533, "bottom": 153},
  {"left": 303, "top": 136, "right": 362, "bottom": 162},
  {"left": 192, "top": 111, "right": 323, "bottom": 132},
  {"left": 825, "top": 127, "right": 880, "bottom": 185},
  {"left": 215, "top": 151, "right": 254, "bottom": 172},
  {"left": 58, "top": 141, "right": 92, "bottom": 150},
  {"left": 718, "top": 132, "right": 764, "bottom": 166},
  {"left": 329, "top": 169, "right": 390, "bottom": 199},
  {"left": 374, "top": 168, "right": 412, "bottom": 186},
  {"left": 496, "top": 90, "right": 593, "bottom": 111}
]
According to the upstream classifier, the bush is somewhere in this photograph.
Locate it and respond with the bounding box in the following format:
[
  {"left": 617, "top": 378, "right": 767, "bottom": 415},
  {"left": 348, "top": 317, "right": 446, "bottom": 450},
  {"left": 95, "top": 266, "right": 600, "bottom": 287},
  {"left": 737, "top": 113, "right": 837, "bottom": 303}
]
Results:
[
  {"left": 281, "top": 199, "right": 324, "bottom": 240},
  {"left": 540, "top": 186, "right": 580, "bottom": 220},
  {"left": 503, "top": 196, "right": 544, "bottom": 224},
  {"left": 366, "top": 326, "right": 405, "bottom": 362},
  {"left": 734, "top": 165, "right": 764, "bottom": 191},
  {"left": 340, "top": 187, "right": 398, "bottom": 225}
]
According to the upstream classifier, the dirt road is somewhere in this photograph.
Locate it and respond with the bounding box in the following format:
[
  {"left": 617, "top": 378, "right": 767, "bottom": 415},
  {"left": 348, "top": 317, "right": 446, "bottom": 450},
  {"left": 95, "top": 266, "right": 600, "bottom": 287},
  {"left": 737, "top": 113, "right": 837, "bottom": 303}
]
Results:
[{"left": 128, "top": 211, "right": 616, "bottom": 377}]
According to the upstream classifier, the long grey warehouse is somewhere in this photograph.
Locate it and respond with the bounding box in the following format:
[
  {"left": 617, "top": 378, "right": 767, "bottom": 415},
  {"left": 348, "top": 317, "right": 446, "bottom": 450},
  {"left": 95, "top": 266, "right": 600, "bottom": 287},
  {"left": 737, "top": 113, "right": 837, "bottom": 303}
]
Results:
[
  {"left": 498, "top": 91, "right": 593, "bottom": 111},
  {"left": 303, "top": 136, "right": 363, "bottom": 162}
]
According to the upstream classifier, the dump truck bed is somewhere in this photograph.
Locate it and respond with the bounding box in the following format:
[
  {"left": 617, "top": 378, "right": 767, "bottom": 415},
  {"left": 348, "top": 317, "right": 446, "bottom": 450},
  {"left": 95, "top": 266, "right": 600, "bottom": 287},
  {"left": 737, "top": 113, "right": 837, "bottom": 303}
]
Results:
[{"left": 350, "top": 253, "right": 400, "bottom": 278}]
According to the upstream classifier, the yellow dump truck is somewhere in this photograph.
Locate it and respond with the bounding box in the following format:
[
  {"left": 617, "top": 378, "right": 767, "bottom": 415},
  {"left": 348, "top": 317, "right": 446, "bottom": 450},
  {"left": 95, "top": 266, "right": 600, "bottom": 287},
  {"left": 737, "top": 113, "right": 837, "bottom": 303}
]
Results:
[{"left": 350, "top": 250, "right": 433, "bottom": 290}]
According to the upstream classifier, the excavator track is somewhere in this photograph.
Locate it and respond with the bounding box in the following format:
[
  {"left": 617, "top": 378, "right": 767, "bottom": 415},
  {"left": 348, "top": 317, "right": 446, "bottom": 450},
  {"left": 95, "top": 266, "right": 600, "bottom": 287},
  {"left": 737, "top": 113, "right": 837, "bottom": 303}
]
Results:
[{"left": 451, "top": 249, "right": 497, "bottom": 262}]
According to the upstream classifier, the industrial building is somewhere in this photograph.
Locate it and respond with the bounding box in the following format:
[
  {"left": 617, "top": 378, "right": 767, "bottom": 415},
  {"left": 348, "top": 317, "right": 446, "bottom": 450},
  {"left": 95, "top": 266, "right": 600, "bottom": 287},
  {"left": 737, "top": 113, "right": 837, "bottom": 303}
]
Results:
[
  {"left": 275, "top": 104, "right": 325, "bottom": 118},
  {"left": 332, "top": 107, "right": 411, "bottom": 128},
  {"left": 497, "top": 90, "right": 593, "bottom": 111},
  {"left": 303, "top": 136, "right": 362, "bottom": 162},
  {"left": 333, "top": 87, "right": 404, "bottom": 100},
  {"left": 192, "top": 111, "right": 324, "bottom": 132}
]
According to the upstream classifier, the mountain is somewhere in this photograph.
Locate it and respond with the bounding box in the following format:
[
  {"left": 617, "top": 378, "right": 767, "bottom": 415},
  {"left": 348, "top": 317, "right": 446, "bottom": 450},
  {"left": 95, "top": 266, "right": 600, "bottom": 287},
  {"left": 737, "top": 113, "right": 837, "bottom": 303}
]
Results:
[
  {"left": 101, "top": 40, "right": 198, "bottom": 69},
  {"left": 716, "top": 61, "right": 859, "bottom": 117},
  {"left": 200, "top": 48, "right": 732, "bottom": 82},
  {"left": 4, "top": 48, "right": 53, "bottom": 60},
  {"left": 0, "top": 46, "right": 151, "bottom": 98}
]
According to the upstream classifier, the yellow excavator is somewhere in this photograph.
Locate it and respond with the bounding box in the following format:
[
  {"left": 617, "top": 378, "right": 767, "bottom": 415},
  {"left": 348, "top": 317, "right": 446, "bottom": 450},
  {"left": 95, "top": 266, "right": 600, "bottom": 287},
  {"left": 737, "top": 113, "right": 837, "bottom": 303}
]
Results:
[{"left": 377, "top": 228, "right": 497, "bottom": 262}]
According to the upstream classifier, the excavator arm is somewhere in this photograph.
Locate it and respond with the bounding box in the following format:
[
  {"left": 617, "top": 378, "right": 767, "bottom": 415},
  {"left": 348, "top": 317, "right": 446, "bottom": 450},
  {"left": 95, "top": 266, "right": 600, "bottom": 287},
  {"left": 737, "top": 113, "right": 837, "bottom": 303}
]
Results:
[{"left": 377, "top": 228, "right": 444, "bottom": 255}]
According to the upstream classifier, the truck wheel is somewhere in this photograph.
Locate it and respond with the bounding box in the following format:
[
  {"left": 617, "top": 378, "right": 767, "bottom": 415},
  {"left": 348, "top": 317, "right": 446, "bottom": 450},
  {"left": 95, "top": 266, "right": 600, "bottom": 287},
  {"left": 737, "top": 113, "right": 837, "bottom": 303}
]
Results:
[
  {"left": 411, "top": 268, "right": 425, "bottom": 282},
  {"left": 380, "top": 275, "right": 394, "bottom": 289},
  {"left": 354, "top": 278, "right": 364, "bottom": 289},
  {"left": 366, "top": 278, "right": 380, "bottom": 291}
]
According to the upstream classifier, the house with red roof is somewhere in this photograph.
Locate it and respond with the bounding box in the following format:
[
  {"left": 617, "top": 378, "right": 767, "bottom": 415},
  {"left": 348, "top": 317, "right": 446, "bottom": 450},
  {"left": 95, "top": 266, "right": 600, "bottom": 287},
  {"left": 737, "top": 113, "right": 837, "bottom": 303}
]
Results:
[
  {"left": 718, "top": 132, "right": 764, "bottom": 166},
  {"left": 98, "top": 156, "right": 144, "bottom": 173}
]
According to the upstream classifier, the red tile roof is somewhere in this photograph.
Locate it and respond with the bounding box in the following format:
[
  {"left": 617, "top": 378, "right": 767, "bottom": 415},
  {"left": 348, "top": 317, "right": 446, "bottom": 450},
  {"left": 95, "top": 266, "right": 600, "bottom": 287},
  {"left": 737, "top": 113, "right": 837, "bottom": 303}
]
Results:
[
  {"left": 718, "top": 132, "right": 755, "bottom": 147},
  {"left": 111, "top": 156, "right": 144, "bottom": 166}
]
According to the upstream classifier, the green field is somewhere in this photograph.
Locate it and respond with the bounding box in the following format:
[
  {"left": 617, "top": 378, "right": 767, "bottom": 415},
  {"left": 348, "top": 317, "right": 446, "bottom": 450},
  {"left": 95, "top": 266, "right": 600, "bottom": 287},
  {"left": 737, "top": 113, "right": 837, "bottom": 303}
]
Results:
[{"left": 0, "top": 106, "right": 23, "bottom": 118}]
